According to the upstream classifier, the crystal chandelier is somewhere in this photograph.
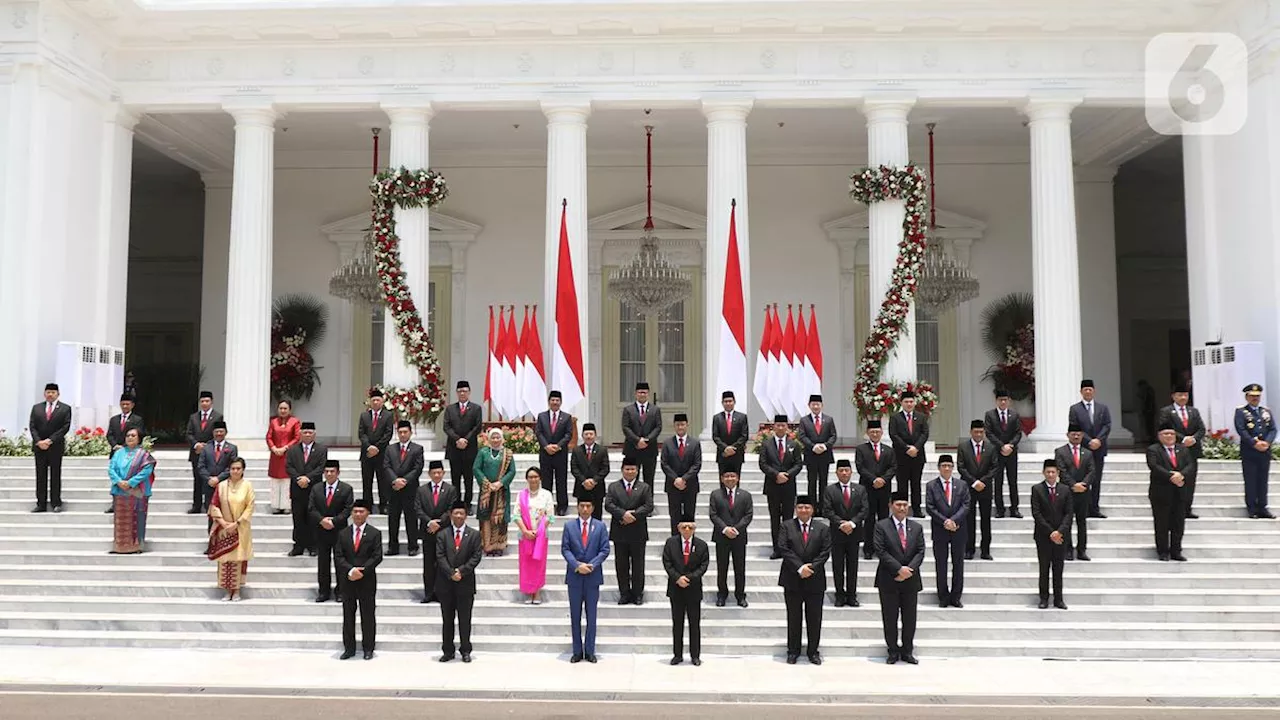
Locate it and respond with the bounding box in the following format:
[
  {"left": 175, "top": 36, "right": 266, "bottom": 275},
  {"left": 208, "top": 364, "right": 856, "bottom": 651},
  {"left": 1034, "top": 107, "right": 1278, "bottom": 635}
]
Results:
[
  {"left": 915, "top": 123, "right": 979, "bottom": 314},
  {"left": 608, "top": 124, "right": 693, "bottom": 317},
  {"left": 328, "top": 128, "right": 384, "bottom": 305}
]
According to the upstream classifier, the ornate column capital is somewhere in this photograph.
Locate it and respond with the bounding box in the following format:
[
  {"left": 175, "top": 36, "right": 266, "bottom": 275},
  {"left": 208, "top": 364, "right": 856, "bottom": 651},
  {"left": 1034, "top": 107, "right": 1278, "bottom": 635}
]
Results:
[
  {"left": 382, "top": 101, "right": 435, "bottom": 126},
  {"left": 701, "top": 98, "right": 753, "bottom": 124},
  {"left": 223, "top": 101, "right": 280, "bottom": 128},
  {"left": 541, "top": 98, "right": 592, "bottom": 125},
  {"left": 861, "top": 95, "right": 916, "bottom": 124},
  {"left": 1021, "top": 96, "right": 1083, "bottom": 124}
]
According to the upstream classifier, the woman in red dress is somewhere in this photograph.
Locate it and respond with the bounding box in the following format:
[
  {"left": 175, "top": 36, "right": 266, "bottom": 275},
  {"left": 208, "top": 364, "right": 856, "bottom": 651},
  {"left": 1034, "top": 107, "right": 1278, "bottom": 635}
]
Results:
[{"left": 265, "top": 400, "right": 301, "bottom": 514}]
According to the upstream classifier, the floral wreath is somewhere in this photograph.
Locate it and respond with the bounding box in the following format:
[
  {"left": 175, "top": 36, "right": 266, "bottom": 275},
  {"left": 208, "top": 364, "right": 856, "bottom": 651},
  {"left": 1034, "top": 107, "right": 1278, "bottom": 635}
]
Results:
[
  {"left": 369, "top": 166, "right": 450, "bottom": 422},
  {"left": 848, "top": 165, "right": 938, "bottom": 416}
]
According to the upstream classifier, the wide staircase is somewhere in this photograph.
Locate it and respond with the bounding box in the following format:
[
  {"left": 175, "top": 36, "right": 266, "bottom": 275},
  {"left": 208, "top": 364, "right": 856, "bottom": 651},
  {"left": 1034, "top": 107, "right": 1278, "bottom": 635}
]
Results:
[{"left": 0, "top": 451, "right": 1277, "bottom": 660}]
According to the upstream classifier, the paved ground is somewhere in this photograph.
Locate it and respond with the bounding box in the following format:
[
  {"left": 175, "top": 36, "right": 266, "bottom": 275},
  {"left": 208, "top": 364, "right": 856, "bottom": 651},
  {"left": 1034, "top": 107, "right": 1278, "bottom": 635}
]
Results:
[{"left": 5, "top": 694, "right": 1280, "bottom": 720}]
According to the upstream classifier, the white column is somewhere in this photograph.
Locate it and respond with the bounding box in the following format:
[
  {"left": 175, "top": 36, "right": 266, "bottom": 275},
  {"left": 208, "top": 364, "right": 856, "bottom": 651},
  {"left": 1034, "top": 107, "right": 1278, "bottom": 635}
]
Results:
[
  {"left": 702, "top": 98, "right": 752, "bottom": 433},
  {"left": 1024, "top": 99, "right": 1083, "bottom": 448},
  {"left": 222, "top": 104, "right": 279, "bottom": 444},
  {"left": 1182, "top": 134, "right": 1224, "bottom": 348},
  {"left": 863, "top": 98, "right": 917, "bottom": 383},
  {"left": 381, "top": 102, "right": 434, "bottom": 393},
  {"left": 95, "top": 105, "right": 138, "bottom": 349},
  {"left": 542, "top": 99, "right": 591, "bottom": 417}
]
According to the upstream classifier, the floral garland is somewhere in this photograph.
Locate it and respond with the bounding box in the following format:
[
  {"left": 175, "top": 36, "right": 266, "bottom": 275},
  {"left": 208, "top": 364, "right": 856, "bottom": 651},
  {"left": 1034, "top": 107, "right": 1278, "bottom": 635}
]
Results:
[
  {"left": 848, "top": 165, "right": 938, "bottom": 416},
  {"left": 986, "top": 324, "right": 1035, "bottom": 400},
  {"left": 369, "top": 166, "right": 450, "bottom": 422},
  {"left": 270, "top": 322, "right": 316, "bottom": 400}
]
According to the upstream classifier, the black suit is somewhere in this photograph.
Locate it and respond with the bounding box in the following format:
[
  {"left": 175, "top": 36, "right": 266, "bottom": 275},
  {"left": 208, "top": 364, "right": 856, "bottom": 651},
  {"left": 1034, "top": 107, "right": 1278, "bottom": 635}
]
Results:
[
  {"left": 414, "top": 481, "right": 457, "bottom": 601},
  {"left": 777, "top": 519, "right": 831, "bottom": 657},
  {"left": 984, "top": 408, "right": 1023, "bottom": 513},
  {"left": 335, "top": 523, "right": 383, "bottom": 653},
  {"left": 29, "top": 401, "right": 71, "bottom": 509},
  {"left": 621, "top": 402, "right": 663, "bottom": 485},
  {"left": 435, "top": 523, "right": 484, "bottom": 656},
  {"left": 855, "top": 442, "right": 896, "bottom": 558},
  {"left": 384, "top": 442, "right": 425, "bottom": 552},
  {"left": 660, "top": 435, "right": 702, "bottom": 535},
  {"left": 662, "top": 534, "right": 709, "bottom": 659},
  {"left": 1069, "top": 400, "right": 1112, "bottom": 515},
  {"left": 185, "top": 409, "right": 222, "bottom": 511},
  {"left": 309, "top": 481, "right": 355, "bottom": 599},
  {"left": 443, "top": 402, "right": 483, "bottom": 506},
  {"left": 106, "top": 413, "right": 145, "bottom": 455},
  {"left": 711, "top": 410, "right": 749, "bottom": 475},
  {"left": 797, "top": 414, "right": 837, "bottom": 510},
  {"left": 925, "top": 476, "right": 970, "bottom": 604},
  {"left": 357, "top": 409, "right": 395, "bottom": 510},
  {"left": 571, "top": 443, "right": 610, "bottom": 521},
  {"left": 873, "top": 517, "right": 926, "bottom": 656},
  {"left": 197, "top": 441, "right": 238, "bottom": 513},
  {"left": 536, "top": 409, "right": 574, "bottom": 512},
  {"left": 758, "top": 435, "right": 802, "bottom": 551},
  {"left": 284, "top": 442, "right": 327, "bottom": 552},
  {"left": 1147, "top": 444, "right": 1192, "bottom": 556},
  {"left": 957, "top": 439, "right": 998, "bottom": 556},
  {"left": 1054, "top": 444, "right": 1096, "bottom": 554},
  {"left": 708, "top": 486, "right": 753, "bottom": 600},
  {"left": 1030, "top": 481, "right": 1072, "bottom": 601},
  {"left": 604, "top": 479, "right": 655, "bottom": 602},
  {"left": 823, "top": 481, "right": 869, "bottom": 602},
  {"left": 1157, "top": 403, "right": 1206, "bottom": 514},
  {"left": 889, "top": 411, "right": 930, "bottom": 514}
]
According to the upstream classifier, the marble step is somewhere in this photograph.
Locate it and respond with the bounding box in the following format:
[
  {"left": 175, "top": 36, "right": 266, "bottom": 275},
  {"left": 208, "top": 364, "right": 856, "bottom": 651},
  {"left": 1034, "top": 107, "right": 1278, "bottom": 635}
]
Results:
[{"left": 0, "top": 628, "right": 1277, "bottom": 659}]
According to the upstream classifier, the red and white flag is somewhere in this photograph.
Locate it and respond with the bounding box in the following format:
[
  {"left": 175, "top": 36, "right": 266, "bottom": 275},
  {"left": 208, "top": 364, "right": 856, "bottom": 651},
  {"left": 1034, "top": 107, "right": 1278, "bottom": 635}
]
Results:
[
  {"left": 766, "top": 305, "right": 786, "bottom": 420},
  {"left": 551, "top": 201, "right": 586, "bottom": 413},
  {"left": 484, "top": 306, "right": 496, "bottom": 410},
  {"left": 778, "top": 306, "right": 797, "bottom": 421},
  {"left": 753, "top": 305, "right": 777, "bottom": 419},
  {"left": 492, "top": 306, "right": 511, "bottom": 418},
  {"left": 514, "top": 307, "right": 532, "bottom": 418},
  {"left": 503, "top": 306, "right": 520, "bottom": 418},
  {"left": 716, "top": 201, "right": 748, "bottom": 423},
  {"left": 805, "top": 306, "right": 824, "bottom": 404},
  {"left": 521, "top": 306, "right": 548, "bottom": 418},
  {"left": 792, "top": 305, "right": 809, "bottom": 417}
]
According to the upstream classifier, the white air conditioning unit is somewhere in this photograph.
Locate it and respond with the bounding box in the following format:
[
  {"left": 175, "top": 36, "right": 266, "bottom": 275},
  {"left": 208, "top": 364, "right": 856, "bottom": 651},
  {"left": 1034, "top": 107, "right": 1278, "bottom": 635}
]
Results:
[
  {"left": 1195, "top": 341, "right": 1267, "bottom": 436},
  {"left": 1190, "top": 346, "right": 1220, "bottom": 430},
  {"left": 55, "top": 342, "right": 98, "bottom": 428}
]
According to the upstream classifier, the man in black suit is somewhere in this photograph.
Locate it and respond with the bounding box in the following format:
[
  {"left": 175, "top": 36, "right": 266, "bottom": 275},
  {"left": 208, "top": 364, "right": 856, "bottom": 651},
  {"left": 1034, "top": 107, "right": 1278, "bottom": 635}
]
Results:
[
  {"left": 777, "top": 494, "right": 831, "bottom": 665},
  {"left": 284, "top": 421, "right": 327, "bottom": 556},
  {"left": 889, "top": 390, "right": 930, "bottom": 518},
  {"left": 197, "top": 422, "right": 238, "bottom": 512},
  {"left": 1030, "top": 460, "right": 1072, "bottom": 609},
  {"left": 758, "top": 414, "right": 802, "bottom": 559},
  {"left": 1148, "top": 423, "right": 1192, "bottom": 561},
  {"left": 185, "top": 390, "right": 222, "bottom": 514},
  {"left": 856, "top": 420, "right": 896, "bottom": 560},
  {"left": 1158, "top": 382, "right": 1205, "bottom": 519},
  {"left": 443, "top": 381, "right": 483, "bottom": 509},
  {"left": 925, "top": 455, "right": 969, "bottom": 608},
  {"left": 604, "top": 456, "right": 655, "bottom": 605},
  {"left": 436, "top": 500, "right": 483, "bottom": 662},
  {"left": 1054, "top": 424, "right": 1096, "bottom": 562},
  {"left": 536, "top": 390, "right": 574, "bottom": 515},
  {"left": 957, "top": 419, "right": 998, "bottom": 561},
  {"left": 336, "top": 499, "right": 383, "bottom": 660},
  {"left": 385, "top": 420, "right": 425, "bottom": 556},
  {"left": 1069, "top": 379, "right": 1112, "bottom": 518},
  {"left": 414, "top": 461, "right": 456, "bottom": 603},
  {"left": 660, "top": 413, "right": 703, "bottom": 535},
  {"left": 570, "top": 423, "right": 610, "bottom": 521},
  {"left": 309, "top": 460, "right": 355, "bottom": 602},
  {"left": 984, "top": 389, "right": 1024, "bottom": 518},
  {"left": 823, "top": 459, "right": 869, "bottom": 608},
  {"left": 357, "top": 389, "right": 395, "bottom": 513},
  {"left": 663, "top": 513, "right": 709, "bottom": 666},
  {"left": 103, "top": 394, "right": 145, "bottom": 513},
  {"left": 708, "top": 469, "right": 753, "bottom": 608},
  {"left": 29, "top": 383, "right": 71, "bottom": 513},
  {"left": 711, "top": 391, "right": 749, "bottom": 476},
  {"left": 874, "top": 490, "right": 925, "bottom": 664},
  {"left": 797, "top": 395, "right": 837, "bottom": 511},
  {"left": 620, "top": 382, "right": 663, "bottom": 486}
]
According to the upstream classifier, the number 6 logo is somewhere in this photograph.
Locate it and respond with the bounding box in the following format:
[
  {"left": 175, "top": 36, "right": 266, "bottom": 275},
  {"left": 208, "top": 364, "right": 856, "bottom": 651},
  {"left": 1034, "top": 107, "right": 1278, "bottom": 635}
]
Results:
[{"left": 1146, "top": 33, "right": 1248, "bottom": 136}]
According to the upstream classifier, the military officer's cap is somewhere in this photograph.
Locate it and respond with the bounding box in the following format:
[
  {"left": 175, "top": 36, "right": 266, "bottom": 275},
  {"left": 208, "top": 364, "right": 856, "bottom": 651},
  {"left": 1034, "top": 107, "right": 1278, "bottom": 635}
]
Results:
[{"left": 1244, "top": 383, "right": 1264, "bottom": 395}]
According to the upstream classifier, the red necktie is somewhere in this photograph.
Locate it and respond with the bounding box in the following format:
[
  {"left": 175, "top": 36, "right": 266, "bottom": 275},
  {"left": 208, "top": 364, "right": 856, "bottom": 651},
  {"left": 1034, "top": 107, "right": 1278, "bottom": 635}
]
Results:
[
  {"left": 354, "top": 527, "right": 362, "bottom": 552},
  {"left": 121, "top": 416, "right": 127, "bottom": 430},
  {"left": 678, "top": 438, "right": 685, "bottom": 458},
  {"left": 729, "top": 489, "right": 735, "bottom": 509},
  {"left": 581, "top": 521, "right": 589, "bottom": 548},
  {"left": 907, "top": 413, "right": 913, "bottom": 434},
  {"left": 1050, "top": 484, "right": 1056, "bottom": 501},
  {"left": 801, "top": 523, "right": 809, "bottom": 545},
  {"left": 303, "top": 446, "right": 310, "bottom": 462},
  {"left": 945, "top": 480, "right": 951, "bottom": 505},
  {"left": 587, "top": 445, "right": 593, "bottom": 459},
  {"left": 842, "top": 484, "right": 851, "bottom": 508},
  {"left": 400, "top": 445, "right": 407, "bottom": 462},
  {"left": 372, "top": 411, "right": 379, "bottom": 429},
  {"left": 725, "top": 412, "right": 731, "bottom": 428},
  {"left": 201, "top": 412, "right": 208, "bottom": 430},
  {"left": 639, "top": 404, "right": 646, "bottom": 421},
  {"left": 777, "top": 439, "right": 785, "bottom": 458},
  {"left": 814, "top": 416, "right": 822, "bottom": 434},
  {"left": 1168, "top": 447, "right": 1178, "bottom": 468},
  {"left": 626, "top": 482, "right": 633, "bottom": 496},
  {"left": 551, "top": 412, "right": 558, "bottom": 432},
  {"left": 683, "top": 539, "right": 690, "bottom": 565},
  {"left": 45, "top": 404, "right": 52, "bottom": 420},
  {"left": 454, "top": 530, "right": 462, "bottom": 550},
  {"left": 326, "top": 485, "right": 334, "bottom": 507},
  {"left": 975, "top": 443, "right": 982, "bottom": 464},
  {"left": 1000, "top": 411, "right": 1007, "bottom": 428},
  {"left": 1073, "top": 446, "right": 1080, "bottom": 468},
  {"left": 433, "top": 484, "right": 440, "bottom": 503},
  {"left": 874, "top": 444, "right": 881, "bottom": 461},
  {"left": 215, "top": 444, "right": 222, "bottom": 462},
  {"left": 1179, "top": 406, "right": 1188, "bottom": 428},
  {"left": 898, "top": 522, "right": 907, "bottom": 550}
]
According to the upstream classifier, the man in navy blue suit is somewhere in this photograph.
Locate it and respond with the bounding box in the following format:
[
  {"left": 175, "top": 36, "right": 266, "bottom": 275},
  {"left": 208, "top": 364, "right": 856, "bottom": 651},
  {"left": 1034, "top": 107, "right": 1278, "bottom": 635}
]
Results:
[
  {"left": 563, "top": 496, "right": 610, "bottom": 663},
  {"left": 1068, "top": 379, "right": 1112, "bottom": 518},
  {"left": 1235, "top": 383, "right": 1277, "bottom": 519}
]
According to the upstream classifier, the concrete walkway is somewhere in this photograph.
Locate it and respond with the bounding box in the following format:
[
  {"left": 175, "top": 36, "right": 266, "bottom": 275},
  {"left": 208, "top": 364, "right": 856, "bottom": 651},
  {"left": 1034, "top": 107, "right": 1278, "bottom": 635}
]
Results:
[{"left": 1, "top": 647, "right": 1278, "bottom": 707}]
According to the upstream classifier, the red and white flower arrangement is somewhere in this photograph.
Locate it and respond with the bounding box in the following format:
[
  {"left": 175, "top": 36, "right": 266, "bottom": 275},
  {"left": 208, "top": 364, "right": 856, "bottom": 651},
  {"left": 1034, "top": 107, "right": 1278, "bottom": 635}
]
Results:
[
  {"left": 848, "top": 165, "right": 937, "bottom": 416},
  {"left": 369, "top": 166, "right": 451, "bottom": 422},
  {"left": 270, "top": 294, "right": 328, "bottom": 402}
]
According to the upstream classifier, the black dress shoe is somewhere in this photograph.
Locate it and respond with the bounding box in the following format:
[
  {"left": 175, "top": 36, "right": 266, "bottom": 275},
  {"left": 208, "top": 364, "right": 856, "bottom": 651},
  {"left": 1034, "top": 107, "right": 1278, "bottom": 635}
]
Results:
[
  {"left": 439, "top": 654, "right": 454, "bottom": 662},
  {"left": 187, "top": 507, "right": 201, "bottom": 514},
  {"left": 570, "top": 654, "right": 583, "bottom": 663},
  {"left": 104, "top": 506, "right": 114, "bottom": 514},
  {"left": 939, "top": 600, "right": 950, "bottom": 608},
  {"left": 335, "top": 593, "right": 343, "bottom": 602},
  {"left": 980, "top": 553, "right": 993, "bottom": 561},
  {"left": 585, "top": 654, "right": 597, "bottom": 663},
  {"left": 1090, "top": 512, "right": 1107, "bottom": 519},
  {"left": 912, "top": 510, "right": 925, "bottom": 519},
  {"left": 461, "top": 653, "right": 471, "bottom": 663},
  {"left": 995, "top": 508, "right": 1006, "bottom": 519},
  {"left": 618, "top": 596, "right": 632, "bottom": 606},
  {"left": 634, "top": 595, "right": 644, "bottom": 606},
  {"left": 670, "top": 656, "right": 683, "bottom": 666},
  {"left": 316, "top": 595, "right": 331, "bottom": 603},
  {"left": 863, "top": 553, "right": 874, "bottom": 561},
  {"left": 31, "top": 507, "right": 47, "bottom": 514},
  {"left": 902, "top": 653, "right": 919, "bottom": 664},
  {"left": 1076, "top": 551, "right": 1091, "bottom": 561},
  {"left": 1170, "top": 552, "right": 1187, "bottom": 561},
  {"left": 886, "top": 652, "right": 900, "bottom": 664},
  {"left": 1065, "top": 549, "right": 1075, "bottom": 561},
  {"left": 1009, "top": 509, "right": 1023, "bottom": 519},
  {"left": 51, "top": 505, "right": 61, "bottom": 513},
  {"left": 1038, "top": 598, "right": 1049, "bottom": 609},
  {"left": 951, "top": 599, "right": 964, "bottom": 608},
  {"left": 1185, "top": 512, "right": 1199, "bottom": 519},
  {"left": 1250, "top": 512, "right": 1261, "bottom": 519},
  {"left": 408, "top": 548, "right": 420, "bottom": 557},
  {"left": 307, "top": 549, "right": 317, "bottom": 557},
  {"left": 363, "top": 651, "right": 374, "bottom": 660},
  {"left": 555, "top": 508, "right": 567, "bottom": 517},
  {"left": 737, "top": 597, "right": 749, "bottom": 608},
  {"left": 834, "top": 595, "right": 846, "bottom": 608},
  {"left": 849, "top": 596, "right": 861, "bottom": 608},
  {"left": 808, "top": 653, "right": 823, "bottom": 666},
  {"left": 340, "top": 650, "right": 356, "bottom": 660},
  {"left": 1158, "top": 553, "right": 1170, "bottom": 561},
  {"left": 769, "top": 551, "right": 782, "bottom": 560},
  {"left": 691, "top": 657, "right": 702, "bottom": 666},
  {"left": 715, "top": 596, "right": 726, "bottom": 607},
  {"left": 785, "top": 654, "right": 798, "bottom": 665},
  {"left": 288, "top": 547, "right": 304, "bottom": 557},
  {"left": 1054, "top": 599, "right": 1068, "bottom": 610},
  {"left": 386, "top": 548, "right": 400, "bottom": 557},
  {"left": 1261, "top": 510, "right": 1277, "bottom": 519},
  {"left": 964, "top": 551, "right": 975, "bottom": 560}
]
